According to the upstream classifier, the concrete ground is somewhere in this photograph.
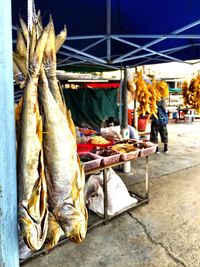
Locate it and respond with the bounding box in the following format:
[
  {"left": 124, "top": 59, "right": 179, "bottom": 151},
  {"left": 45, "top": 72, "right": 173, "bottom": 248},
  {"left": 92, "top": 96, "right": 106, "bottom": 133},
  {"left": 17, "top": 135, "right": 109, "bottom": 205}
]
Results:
[{"left": 22, "top": 121, "right": 200, "bottom": 267}]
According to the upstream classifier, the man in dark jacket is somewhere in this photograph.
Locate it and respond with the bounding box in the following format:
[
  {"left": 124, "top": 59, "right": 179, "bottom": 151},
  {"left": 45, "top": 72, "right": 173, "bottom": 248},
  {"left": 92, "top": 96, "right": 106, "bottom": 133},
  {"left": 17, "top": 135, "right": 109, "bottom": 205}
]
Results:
[{"left": 150, "top": 99, "right": 168, "bottom": 153}]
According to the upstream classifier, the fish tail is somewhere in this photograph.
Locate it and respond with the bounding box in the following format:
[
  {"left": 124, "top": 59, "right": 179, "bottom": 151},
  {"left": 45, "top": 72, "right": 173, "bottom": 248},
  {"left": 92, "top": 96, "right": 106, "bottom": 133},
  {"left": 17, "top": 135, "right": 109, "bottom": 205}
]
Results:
[
  {"left": 19, "top": 17, "right": 28, "bottom": 43},
  {"left": 55, "top": 25, "right": 67, "bottom": 53},
  {"left": 32, "top": 19, "right": 52, "bottom": 72},
  {"left": 13, "top": 52, "right": 27, "bottom": 78},
  {"left": 29, "top": 25, "right": 37, "bottom": 60},
  {"left": 16, "top": 29, "right": 27, "bottom": 58},
  {"left": 44, "top": 18, "right": 56, "bottom": 62}
]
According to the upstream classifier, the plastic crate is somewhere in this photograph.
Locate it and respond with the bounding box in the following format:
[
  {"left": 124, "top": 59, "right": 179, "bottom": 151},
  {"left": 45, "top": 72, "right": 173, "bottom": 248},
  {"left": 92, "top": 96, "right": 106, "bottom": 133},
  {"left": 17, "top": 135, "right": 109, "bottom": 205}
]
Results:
[
  {"left": 77, "top": 143, "right": 94, "bottom": 153},
  {"left": 78, "top": 152, "right": 102, "bottom": 171},
  {"left": 139, "top": 144, "right": 157, "bottom": 157},
  {"left": 100, "top": 153, "right": 121, "bottom": 166},
  {"left": 120, "top": 149, "right": 140, "bottom": 161}
]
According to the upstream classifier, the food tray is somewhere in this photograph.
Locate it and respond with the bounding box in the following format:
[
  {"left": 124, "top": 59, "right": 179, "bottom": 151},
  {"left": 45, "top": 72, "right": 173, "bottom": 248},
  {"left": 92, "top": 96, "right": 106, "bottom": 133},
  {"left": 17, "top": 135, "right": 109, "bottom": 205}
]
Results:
[
  {"left": 100, "top": 153, "right": 121, "bottom": 166},
  {"left": 139, "top": 144, "right": 157, "bottom": 157},
  {"left": 77, "top": 143, "right": 94, "bottom": 153},
  {"left": 88, "top": 140, "right": 114, "bottom": 148},
  {"left": 78, "top": 152, "right": 102, "bottom": 171},
  {"left": 120, "top": 149, "right": 140, "bottom": 161}
]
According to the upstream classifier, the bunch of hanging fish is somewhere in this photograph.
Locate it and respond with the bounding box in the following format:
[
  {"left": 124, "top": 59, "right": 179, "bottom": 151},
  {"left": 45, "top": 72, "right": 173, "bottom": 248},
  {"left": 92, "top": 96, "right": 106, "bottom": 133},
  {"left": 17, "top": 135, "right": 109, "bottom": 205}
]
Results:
[
  {"left": 13, "top": 12, "right": 88, "bottom": 251},
  {"left": 134, "top": 70, "right": 169, "bottom": 117}
]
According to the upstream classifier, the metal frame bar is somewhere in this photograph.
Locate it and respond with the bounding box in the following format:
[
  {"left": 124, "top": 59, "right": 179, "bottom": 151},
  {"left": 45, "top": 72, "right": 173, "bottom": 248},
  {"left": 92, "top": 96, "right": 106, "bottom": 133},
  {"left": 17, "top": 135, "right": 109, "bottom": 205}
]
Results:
[
  {"left": 122, "top": 45, "right": 193, "bottom": 64},
  {"left": 12, "top": 26, "right": 200, "bottom": 40},
  {"left": 12, "top": 25, "right": 18, "bottom": 31},
  {"left": 113, "top": 19, "right": 200, "bottom": 62},
  {"left": 57, "top": 53, "right": 122, "bottom": 68},
  {"left": 131, "top": 44, "right": 195, "bottom": 67},
  {"left": 111, "top": 34, "right": 200, "bottom": 39},
  {"left": 12, "top": 27, "right": 200, "bottom": 68},
  {"left": 58, "top": 50, "right": 107, "bottom": 66},
  {"left": 58, "top": 57, "right": 119, "bottom": 70},
  {"left": 58, "top": 63, "right": 119, "bottom": 70},
  {"left": 66, "top": 35, "right": 106, "bottom": 40},
  {"left": 58, "top": 38, "right": 106, "bottom": 65},
  {"left": 61, "top": 44, "right": 107, "bottom": 63},
  {"left": 112, "top": 37, "right": 188, "bottom": 64}
]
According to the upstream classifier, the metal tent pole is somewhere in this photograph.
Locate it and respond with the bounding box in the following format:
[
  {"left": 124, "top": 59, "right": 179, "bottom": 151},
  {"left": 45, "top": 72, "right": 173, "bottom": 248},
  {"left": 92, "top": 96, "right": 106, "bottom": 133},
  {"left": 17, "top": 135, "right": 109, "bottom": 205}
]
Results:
[
  {"left": 106, "top": 0, "right": 111, "bottom": 63},
  {"left": 122, "top": 66, "right": 128, "bottom": 128},
  {"left": 0, "top": 1, "right": 19, "bottom": 266},
  {"left": 122, "top": 67, "right": 131, "bottom": 173},
  {"left": 118, "top": 68, "right": 123, "bottom": 126}
]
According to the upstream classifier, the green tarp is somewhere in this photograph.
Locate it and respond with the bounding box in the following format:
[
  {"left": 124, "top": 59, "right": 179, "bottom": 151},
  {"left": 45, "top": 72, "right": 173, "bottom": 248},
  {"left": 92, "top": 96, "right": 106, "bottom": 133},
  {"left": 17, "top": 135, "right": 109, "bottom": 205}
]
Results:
[{"left": 63, "top": 88, "right": 119, "bottom": 128}]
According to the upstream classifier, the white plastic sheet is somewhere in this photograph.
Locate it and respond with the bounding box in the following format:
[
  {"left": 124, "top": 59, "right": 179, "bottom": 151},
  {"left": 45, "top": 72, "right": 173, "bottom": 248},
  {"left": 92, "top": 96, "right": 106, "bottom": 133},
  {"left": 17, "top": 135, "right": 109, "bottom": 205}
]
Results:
[{"left": 85, "top": 168, "right": 138, "bottom": 216}]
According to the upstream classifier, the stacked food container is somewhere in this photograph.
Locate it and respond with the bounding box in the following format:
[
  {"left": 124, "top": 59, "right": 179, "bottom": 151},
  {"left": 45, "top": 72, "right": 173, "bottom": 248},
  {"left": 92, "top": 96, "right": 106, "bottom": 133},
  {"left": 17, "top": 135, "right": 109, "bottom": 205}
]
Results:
[{"left": 77, "top": 135, "right": 157, "bottom": 171}]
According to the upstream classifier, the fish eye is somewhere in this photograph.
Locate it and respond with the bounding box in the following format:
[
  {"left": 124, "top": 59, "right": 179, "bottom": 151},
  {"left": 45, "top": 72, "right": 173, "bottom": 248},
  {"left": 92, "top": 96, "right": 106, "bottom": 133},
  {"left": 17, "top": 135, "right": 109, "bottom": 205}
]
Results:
[{"left": 69, "top": 235, "right": 77, "bottom": 242}]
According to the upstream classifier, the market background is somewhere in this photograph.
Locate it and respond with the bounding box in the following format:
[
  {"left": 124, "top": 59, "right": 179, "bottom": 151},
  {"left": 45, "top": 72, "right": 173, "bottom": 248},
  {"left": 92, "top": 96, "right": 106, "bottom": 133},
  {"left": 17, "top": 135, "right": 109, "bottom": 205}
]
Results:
[
  {"left": 2, "top": 0, "right": 200, "bottom": 266},
  {"left": 22, "top": 122, "right": 200, "bottom": 267}
]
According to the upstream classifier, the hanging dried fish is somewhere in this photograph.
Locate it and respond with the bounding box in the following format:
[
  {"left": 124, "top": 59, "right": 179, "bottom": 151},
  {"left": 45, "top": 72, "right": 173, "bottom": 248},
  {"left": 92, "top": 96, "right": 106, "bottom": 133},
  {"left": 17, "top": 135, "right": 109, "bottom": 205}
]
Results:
[
  {"left": 17, "top": 20, "right": 51, "bottom": 251},
  {"left": 38, "top": 66, "right": 88, "bottom": 244}
]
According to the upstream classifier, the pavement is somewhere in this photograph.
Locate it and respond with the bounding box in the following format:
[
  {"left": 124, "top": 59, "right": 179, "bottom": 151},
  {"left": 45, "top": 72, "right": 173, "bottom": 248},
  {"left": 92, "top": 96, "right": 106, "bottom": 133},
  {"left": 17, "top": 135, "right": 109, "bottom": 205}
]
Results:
[{"left": 22, "top": 121, "right": 200, "bottom": 267}]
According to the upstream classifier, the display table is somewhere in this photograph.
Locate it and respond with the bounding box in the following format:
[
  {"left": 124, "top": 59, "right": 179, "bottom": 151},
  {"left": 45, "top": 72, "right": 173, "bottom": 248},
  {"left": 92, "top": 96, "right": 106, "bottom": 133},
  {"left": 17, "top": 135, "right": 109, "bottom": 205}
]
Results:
[{"left": 20, "top": 148, "right": 155, "bottom": 264}]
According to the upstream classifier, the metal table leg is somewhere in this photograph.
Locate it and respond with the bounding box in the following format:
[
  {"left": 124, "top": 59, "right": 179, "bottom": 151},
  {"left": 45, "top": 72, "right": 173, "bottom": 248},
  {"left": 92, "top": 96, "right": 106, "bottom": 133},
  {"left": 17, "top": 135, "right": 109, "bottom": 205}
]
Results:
[
  {"left": 145, "top": 156, "right": 149, "bottom": 202},
  {"left": 103, "top": 168, "right": 108, "bottom": 223}
]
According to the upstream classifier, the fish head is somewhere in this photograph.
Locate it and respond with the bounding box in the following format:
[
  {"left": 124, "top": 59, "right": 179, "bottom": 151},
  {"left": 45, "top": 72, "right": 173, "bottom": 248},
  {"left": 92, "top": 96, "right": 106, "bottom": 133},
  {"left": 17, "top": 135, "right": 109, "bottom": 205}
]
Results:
[
  {"left": 54, "top": 203, "right": 87, "bottom": 244},
  {"left": 19, "top": 203, "right": 48, "bottom": 250}
]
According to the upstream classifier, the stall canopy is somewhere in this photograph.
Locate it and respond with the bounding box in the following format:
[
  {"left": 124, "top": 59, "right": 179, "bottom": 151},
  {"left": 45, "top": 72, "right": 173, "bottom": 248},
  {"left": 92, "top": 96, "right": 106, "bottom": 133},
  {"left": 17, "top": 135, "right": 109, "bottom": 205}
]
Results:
[{"left": 12, "top": 0, "right": 200, "bottom": 70}]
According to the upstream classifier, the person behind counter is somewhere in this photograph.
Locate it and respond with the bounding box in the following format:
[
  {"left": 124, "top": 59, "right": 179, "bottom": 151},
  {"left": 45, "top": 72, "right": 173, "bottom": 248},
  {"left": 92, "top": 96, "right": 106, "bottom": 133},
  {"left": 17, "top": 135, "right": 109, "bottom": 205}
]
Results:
[
  {"left": 150, "top": 99, "right": 169, "bottom": 153},
  {"left": 105, "top": 117, "right": 139, "bottom": 140}
]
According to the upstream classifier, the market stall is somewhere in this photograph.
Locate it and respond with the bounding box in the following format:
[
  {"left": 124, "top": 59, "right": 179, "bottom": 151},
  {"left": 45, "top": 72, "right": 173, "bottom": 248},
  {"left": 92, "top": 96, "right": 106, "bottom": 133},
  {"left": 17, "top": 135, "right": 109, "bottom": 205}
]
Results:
[
  {"left": 2, "top": 0, "right": 200, "bottom": 266},
  {"left": 20, "top": 136, "right": 157, "bottom": 264}
]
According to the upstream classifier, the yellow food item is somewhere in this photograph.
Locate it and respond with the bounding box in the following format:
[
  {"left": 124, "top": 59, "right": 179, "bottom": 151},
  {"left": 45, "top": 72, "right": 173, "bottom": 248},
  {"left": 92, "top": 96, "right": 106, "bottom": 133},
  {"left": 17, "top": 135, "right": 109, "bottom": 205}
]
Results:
[
  {"left": 91, "top": 136, "right": 110, "bottom": 145},
  {"left": 182, "top": 75, "right": 200, "bottom": 114},
  {"left": 112, "top": 143, "right": 137, "bottom": 153}
]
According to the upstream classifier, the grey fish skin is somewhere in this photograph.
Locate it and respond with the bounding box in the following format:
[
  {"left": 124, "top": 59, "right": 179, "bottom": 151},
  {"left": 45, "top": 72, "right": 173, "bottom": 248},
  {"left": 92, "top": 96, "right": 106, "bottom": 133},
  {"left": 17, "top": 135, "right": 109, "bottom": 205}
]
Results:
[
  {"left": 17, "top": 75, "right": 48, "bottom": 251},
  {"left": 17, "top": 77, "right": 41, "bottom": 199},
  {"left": 41, "top": 20, "right": 87, "bottom": 245},
  {"left": 38, "top": 68, "right": 87, "bottom": 243},
  {"left": 38, "top": 69, "right": 76, "bottom": 207},
  {"left": 17, "top": 21, "right": 52, "bottom": 251}
]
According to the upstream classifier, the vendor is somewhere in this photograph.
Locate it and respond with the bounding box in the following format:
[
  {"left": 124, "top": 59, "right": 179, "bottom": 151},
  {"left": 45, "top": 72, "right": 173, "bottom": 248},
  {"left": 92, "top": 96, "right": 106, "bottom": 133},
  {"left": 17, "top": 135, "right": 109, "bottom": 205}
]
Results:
[
  {"left": 127, "top": 125, "right": 139, "bottom": 140},
  {"left": 105, "top": 116, "right": 119, "bottom": 127}
]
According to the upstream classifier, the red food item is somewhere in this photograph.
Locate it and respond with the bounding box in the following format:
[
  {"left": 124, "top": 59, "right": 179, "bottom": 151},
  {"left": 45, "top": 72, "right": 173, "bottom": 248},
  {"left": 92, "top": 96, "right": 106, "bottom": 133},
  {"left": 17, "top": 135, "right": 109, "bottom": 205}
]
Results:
[
  {"left": 79, "top": 128, "right": 97, "bottom": 136},
  {"left": 77, "top": 143, "right": 95, "bottom": 153}
]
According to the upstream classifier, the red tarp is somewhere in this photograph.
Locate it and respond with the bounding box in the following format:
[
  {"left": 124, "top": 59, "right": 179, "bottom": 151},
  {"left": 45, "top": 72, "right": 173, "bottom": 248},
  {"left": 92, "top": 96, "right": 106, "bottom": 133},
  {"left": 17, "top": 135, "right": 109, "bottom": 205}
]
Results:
[{"left": 85, "top": 83, "right": 120, "bottom": 88}]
